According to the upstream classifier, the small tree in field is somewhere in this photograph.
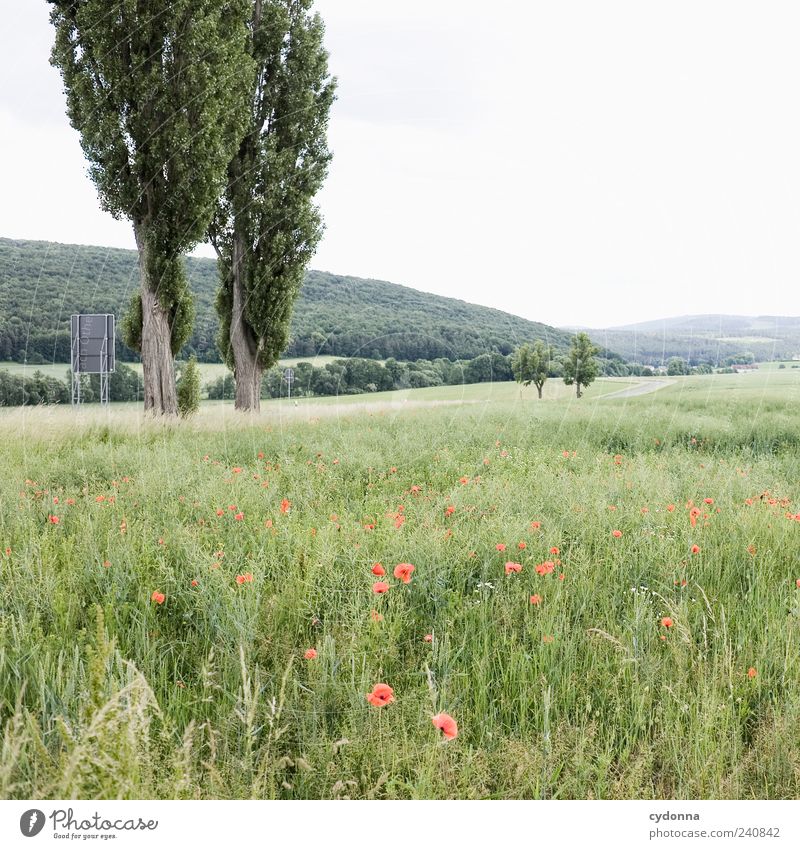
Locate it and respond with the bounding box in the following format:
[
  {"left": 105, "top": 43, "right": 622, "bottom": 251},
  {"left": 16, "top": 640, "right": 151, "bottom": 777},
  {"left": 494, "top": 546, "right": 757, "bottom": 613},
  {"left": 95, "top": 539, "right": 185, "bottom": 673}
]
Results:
[
  {"left": 177, "top": 357, "right": 201, "bottom": 418},
  {"left": 512, "top": 340, "right": 552, "bottom": 398},
  {"left": 563, "top": 332, "right": 600, "bottom": 398}
]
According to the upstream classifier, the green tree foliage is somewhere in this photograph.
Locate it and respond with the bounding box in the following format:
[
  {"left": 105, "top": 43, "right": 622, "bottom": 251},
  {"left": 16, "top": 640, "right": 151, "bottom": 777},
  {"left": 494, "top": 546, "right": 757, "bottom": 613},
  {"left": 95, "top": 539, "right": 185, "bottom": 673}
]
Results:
[
  {"left": 667, "top": 357, "right": 689, "bottom": 376},
  {"left": 47, "top": 1, "right": 252, "bottom": 414},
  {"left": 210, "top": 0, "right": 335, "bottom": 411},
  {"left": 177, "top": 358, "right": 201, "bottom": 417},
  {"left": 0, "top": 370, "right": 69, "bottom": 406},
  {"left": 563, "top": 332, "right": 600, "bottom": 398},
  {"left": 512, "top": 340, "right": 553, "bottom": 398}
]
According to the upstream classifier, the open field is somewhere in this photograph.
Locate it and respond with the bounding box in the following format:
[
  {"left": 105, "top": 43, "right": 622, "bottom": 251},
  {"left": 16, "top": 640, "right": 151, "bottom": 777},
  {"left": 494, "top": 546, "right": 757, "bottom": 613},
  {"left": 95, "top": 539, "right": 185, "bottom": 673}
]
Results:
[{"left": 1, "top": 370, "right": 799, "bottom": 799}]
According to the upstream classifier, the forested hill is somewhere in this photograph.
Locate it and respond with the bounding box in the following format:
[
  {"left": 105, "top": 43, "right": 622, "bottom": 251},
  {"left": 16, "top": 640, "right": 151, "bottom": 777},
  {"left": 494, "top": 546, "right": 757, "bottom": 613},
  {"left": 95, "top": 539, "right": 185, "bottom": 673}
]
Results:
[{"left": 0, "top": 237, "right": 574, "bottom": 364}]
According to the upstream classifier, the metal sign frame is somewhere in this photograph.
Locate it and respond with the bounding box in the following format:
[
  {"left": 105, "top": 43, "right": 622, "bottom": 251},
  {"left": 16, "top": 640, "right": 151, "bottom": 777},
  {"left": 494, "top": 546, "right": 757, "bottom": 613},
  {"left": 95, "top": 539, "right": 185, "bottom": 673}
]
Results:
[
  {"left": 70, "top": 314, "right": 115, "bottom": 406},
  {"left": 283, "top": 367, "right": 295, "bottom": 400}
]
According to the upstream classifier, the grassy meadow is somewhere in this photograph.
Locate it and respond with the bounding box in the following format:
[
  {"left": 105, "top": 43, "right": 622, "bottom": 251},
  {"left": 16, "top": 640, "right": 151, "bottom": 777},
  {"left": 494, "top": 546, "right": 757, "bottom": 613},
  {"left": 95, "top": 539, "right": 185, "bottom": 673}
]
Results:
[{"left": 1, "top": 371, "right": 800, "bottom": 799}]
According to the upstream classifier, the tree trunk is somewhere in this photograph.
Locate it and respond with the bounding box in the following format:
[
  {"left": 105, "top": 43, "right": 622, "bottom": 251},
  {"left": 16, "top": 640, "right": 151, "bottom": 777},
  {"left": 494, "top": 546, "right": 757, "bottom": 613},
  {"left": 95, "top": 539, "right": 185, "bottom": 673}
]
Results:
[
  {"left": 230, "top": 234, "right": 263, "bottom": 412},
  {"left": 134, "top": 225, "right": 178, "bottom": 415},
  {"left": 576, "top": 383, "right": 582, "bottom": 398},
  {"left": 537, "top": 384, "right": 543, "bottom": 399}
]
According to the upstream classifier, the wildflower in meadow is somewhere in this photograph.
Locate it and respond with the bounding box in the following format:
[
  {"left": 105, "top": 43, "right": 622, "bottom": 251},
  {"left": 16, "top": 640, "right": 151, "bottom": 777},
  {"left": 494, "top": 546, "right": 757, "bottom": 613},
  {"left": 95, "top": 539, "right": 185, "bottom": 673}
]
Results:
[
  {"left": 530, "top": 521, "right": 541, "bottom": 530},
  {"left": 689, "top": 507, "right": 701, "bottom": 528},
  {"left": 445, "top": 505, "right": 455, "bottom": 516},
  {"left": 393, "top": 563, "right": 415, "bottom": 583},
  {"left": 304, "top": 648, "right": 317, "bottom": 660},
  {"left": 661, "top": 617, "right": 673, "bottom": 628},
  {"left": 691, "top": 545, "right": 700, "bottom": 554},
  {"left": 280, "top": 498, "right": 291, "bottom": 514},
  {"left": 370, "top": 610, "right": 384, "bottom": 622},
  {"left": 366, "top": 683, "right": 394, "bottom": 707},
  {"left": 191, "top": 579, "right": 198, "bottom": 587},
  {"left": 536, "top": 560, "right": 555, "bottom": 576},
  {"left": 612, "top": 529, "right": 622, "bottom": 538},
  {"left": 235, "top": 573, "right": 254, "bottom": 584},
  {"left": 550, "top": 546, "right": 559, "bottom": 555},
  {"left": 151, "top": 591, "right": 165, "bottom": 605},
  {"left": 372, "top": 582, "right": 390, "bottom": 594},
  {"left": 496, "top": 543, "right": 506, "bottom": 552},
  {"left": 48, "top": 515, "right": 60, "bottom": 524},
  {"left": 432, "top": 712, "right": 458, "bottom": 740},
  {"left": 747, "top": 667, "right": 757, "bottom": 679},
  {"left": 234, "top": 512, "right": 244, "bottom": 521},
  {"left": 518, "top": 541, "right": 526, "bottom": 550},
  {"left": 667, "top": 504, "right": 676, "bottom": 512},
  {"left": 530, "top": 594, "right": 542, "bottom": 605},
  {"left": 372, "top": 563, "right": 386, "bottom": 576},
  {"left": 423, "top": 634, "right": 433, "bottom": 643},
  {"left": 504, "top": 562, "right": 522, "bottom": 575}
]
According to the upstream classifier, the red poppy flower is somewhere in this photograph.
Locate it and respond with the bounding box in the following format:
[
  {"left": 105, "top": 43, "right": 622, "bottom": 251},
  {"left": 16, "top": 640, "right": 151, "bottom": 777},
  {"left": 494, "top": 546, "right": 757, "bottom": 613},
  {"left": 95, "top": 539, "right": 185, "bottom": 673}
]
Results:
[
  {"left": 747, "top": 667, "right": 757, "bottom": 678},
  {"left": 372, "top": 582, "right": 390, "bottom": 594},
  {"left": 366, "top": 683, "right": 394, "bottom": 707},
  {"left": 234, "top": 512, "right": 244, "bottom": 521},
  {"left": 235, "top": 573, "right": 254, "bottom": 584},
  {"left": 612, "top": 529, "right": 622, "bottom": 538},
  {"left": 530, "top": 521, "right": 541, "bottom": 530},
  {"left": 535, "top": 560, "right": 555, "bottom": 576},
  {"left": 393, "top": 563, "right": 415, "bottom": 583},
  {"left": 432, "top": 712, "right": 458, "bottom": 740},
  {"left": 304, "top": 648, "right": 317, "bottom": 660},
  {"left": 445, "top": 505, "right": 455, "bottom": 516},
  {"left": 691, "top": 544, "right": 700, "bottom": 554},
  {"left": 372, "top": 563, "right": 386, "bottom": 576},
  {"left": 529, "top": 594, "right": 542, "bottom": 605},
  {"left": 151, "top": 591, "right": 165, "bottom": 605},
  {"left": 661, "top": 616, "right": 673, "bottom": 628},
  {"left": 48, "top": 515, "right": 60, "bottom": 525},
  {"left": 504, "top": 561, "right": 522, "bottom": 575},
  {"left": 191, "top": 579, "right": 198, "bottom": 587},
  {"left": 280, "top": 498, "right": 291, "bottom": 514},
  {"left": 423, "top": 634, "right": 433, "bottom": 643},
  {"left": 495, "top": 543, "right": 506, "bottom": 552},
  {"left": 703, "top": 498, "right": 714, "bottom": 505},
  {"left": 518, "top": 541, "right": 526, "bottom": 550},
  {"left": 550, "top": 546, "right": 559, "bottom": 555},
  {"left": 667, "top": 504, "right": 676, "bottom": 512}
]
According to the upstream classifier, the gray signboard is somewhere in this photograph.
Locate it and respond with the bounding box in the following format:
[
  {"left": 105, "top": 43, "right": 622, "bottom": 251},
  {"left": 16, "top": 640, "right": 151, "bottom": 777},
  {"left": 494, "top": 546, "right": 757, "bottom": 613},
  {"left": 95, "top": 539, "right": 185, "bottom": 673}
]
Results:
[{"left": 70, "top": 314, "right": 115, "bottom": 373}]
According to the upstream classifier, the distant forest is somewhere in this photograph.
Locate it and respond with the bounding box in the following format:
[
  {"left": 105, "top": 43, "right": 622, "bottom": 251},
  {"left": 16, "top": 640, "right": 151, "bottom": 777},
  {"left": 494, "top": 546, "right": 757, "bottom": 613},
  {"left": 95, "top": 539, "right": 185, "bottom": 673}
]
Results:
[{"left": 0, "top": 238, "right": 588, "bottom": 364}]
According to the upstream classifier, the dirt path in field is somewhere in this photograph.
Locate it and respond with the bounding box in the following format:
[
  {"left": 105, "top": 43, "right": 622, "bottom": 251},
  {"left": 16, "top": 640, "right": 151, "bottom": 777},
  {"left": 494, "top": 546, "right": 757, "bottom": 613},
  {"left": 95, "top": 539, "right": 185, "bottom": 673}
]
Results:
[{"left": 599, "top": 379, "right": 674, "bottom": 400}]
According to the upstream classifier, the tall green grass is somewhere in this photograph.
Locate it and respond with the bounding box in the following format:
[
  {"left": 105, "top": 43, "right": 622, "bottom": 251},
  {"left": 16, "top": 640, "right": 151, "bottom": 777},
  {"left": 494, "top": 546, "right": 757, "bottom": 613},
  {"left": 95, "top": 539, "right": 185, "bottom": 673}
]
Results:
[{"left": 1, "top": 391, "right": 799, "bottom": 798}]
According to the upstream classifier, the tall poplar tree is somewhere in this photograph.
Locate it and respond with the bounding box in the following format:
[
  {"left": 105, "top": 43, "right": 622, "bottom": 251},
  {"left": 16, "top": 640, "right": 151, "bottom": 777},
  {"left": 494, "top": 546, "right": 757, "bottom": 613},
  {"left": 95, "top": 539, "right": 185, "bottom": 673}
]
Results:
[
  {"left": 209, "top": 0, "right": 336, "bottom": 411},
  {"left": 48, "top": 1, "right": 252, "bottom": 414}
]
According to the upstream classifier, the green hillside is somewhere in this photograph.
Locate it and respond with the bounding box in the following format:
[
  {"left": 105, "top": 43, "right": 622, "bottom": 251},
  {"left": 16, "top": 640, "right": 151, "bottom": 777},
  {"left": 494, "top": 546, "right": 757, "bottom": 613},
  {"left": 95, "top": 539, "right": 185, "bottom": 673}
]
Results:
[{"left": 0, "top": 237, "right": 575, "bottom": 364}]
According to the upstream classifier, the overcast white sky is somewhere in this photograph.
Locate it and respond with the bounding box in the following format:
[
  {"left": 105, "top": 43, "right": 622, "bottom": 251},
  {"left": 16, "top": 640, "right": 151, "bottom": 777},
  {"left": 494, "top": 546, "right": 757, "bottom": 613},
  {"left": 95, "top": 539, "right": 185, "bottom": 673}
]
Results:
[{"left": 1, "top": 0, "right": 799, "bottom": 327}]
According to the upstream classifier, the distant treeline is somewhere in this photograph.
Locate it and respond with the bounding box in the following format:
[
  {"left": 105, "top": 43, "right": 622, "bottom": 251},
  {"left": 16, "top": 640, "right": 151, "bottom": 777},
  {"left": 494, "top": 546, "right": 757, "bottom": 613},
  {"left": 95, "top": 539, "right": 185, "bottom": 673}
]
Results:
[
  {"left": 0, "top": 351, "right": 636, "bottom": 406},
  {"left": 207, "top": 353, "right": 634, "bottom": 401}
]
